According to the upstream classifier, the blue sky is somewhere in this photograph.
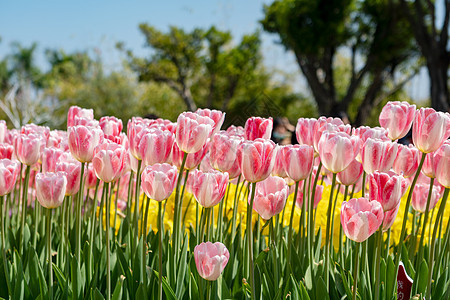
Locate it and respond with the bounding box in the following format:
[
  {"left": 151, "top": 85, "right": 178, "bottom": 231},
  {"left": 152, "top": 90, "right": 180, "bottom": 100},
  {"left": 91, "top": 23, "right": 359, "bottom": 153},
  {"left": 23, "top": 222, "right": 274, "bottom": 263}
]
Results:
[{"left": 0, "top": 0, "right": 428, "bottom": 100}]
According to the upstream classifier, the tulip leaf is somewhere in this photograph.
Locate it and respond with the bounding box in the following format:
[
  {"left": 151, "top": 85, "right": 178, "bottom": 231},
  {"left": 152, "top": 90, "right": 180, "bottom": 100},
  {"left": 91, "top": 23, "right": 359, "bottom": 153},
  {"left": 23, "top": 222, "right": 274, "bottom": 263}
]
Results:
[
  {"left": 299, "top": 281, "right": 310, "bottom": 299},
  {"left": 416, "top": 259, "right": 428, "bottom": 294},
  {"left": 189, "top": 272, "right": 199, "bottom": 299},
  {"left": 115, "top": 242, "right": 134, "bottom": 298},
  {"left": 52, "top": 263, "right": 72, "bottom": 298},
  {"left": 385, "top": 255, "right": 395, "bottom": 299},
  {"left": 111, "top": 276, "right": 124, "bottom": 300},
  {"left": 93, "top": 287, "right": 105, "bottom": 300},
  {"left": 432, "top": 267, "right": 448, "bottom": 299},
  {"left": 315, "top": 276, "right": 330, "bottom": 300},
  {"left": 153, "top": 270, "right": 177, "bottom": 300},
  {"left": 71, "top": 256, "right": 82, "bottom": 300},
  {"left": 175, "top": 234, "right": 189, "bottom": 298}
]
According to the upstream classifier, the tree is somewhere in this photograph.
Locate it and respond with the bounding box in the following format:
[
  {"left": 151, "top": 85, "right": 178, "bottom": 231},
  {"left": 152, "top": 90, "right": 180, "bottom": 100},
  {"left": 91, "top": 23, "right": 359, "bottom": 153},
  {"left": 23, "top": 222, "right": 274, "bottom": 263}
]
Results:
[
  {"left": 261, "top": 0, "right": 418, "bottom": 125},
  {"left": 400, "top": 0, "right": 449, "bottom": 112},
  {"left": 121, "top": 24, "right": 305, "bottom": 120}
]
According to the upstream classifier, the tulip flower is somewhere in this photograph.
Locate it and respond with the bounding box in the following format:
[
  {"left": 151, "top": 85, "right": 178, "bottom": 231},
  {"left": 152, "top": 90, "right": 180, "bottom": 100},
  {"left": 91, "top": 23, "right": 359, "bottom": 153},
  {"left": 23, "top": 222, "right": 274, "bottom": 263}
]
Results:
[
  {"left": 433, "top": 140, "right": 450, "bottom": 188},
  {"left": 35, "top": 172, "right": 67, "bottom": 209},
  {"left": 411, "top": 182, "right": 442, "bottom": 213},
  {"left": 209, "top": 132, "right": 242, "bottom": 179},
  {"left": 368, "top": 171, "right": 408, "bottom": 211},
  {"left": 138, "top": 128, "right": 174, "bottom": 166},
  {"left": 127, "top": 117, "right": 149, "bottom": 160},
  {"left": 56, "top": 158, "right": 82, "bottom": 196},
  {"left": 393, "top": 144, "right": 420, "bottom": 178},
  {"left": 318, "top": 131, "right": 359, "bottom": 173},
  {"left": 313, "top": 117, "right": 350, "bottom": 152},
  {"left": 21, "top": 124, "right": 50, "bottom": 143},
  {"left": 196, "top": 108, "right": 225, "bottom": 135},
  {"left": 272, "top": 145, "right": 288, "bottom": 178},
  {"left": 92, "top": 142, "right": 126, "bottom": 183},
  {"left": 296, "top": 118, "right": 317, "bottom": 147},
  {"left": 0, "top": 143, "right": 13, "bottom": 160},
  {"left": 67, "top": 106, "right": 94, "bottom": 128},
  {"left": 194, "top": 242, "right": 230, "bottom": 281},
  {"left": 295, "top": 184, "right": 323, "bottom": 209},
  {"left": 172, "top": 141, "right": 208, "bottom": 170},
  {"left": 0, "top": 159, "right": 20, "bottom": 196},
  {"left": 15, "top": 133, "right": 43, "bottom": 166},
  {"left": 412, "top": 107, "right": 450, "bottom": 153},
  {"left": 352, "top": 126, "right": 389, "bottom": 162},
  {"left": 422, "top": 151, "right": 437, "bottom": 178},
  {"left": 244, "top": 117, "right": 273, "bottom": 141},
  {"left": 239, "top": 138, "right": 278, "bottom": 183},
  {"left": 42, "top": 147, "right": 64, "bottom": 173},
  {"left": 340, "top": 197, "right": 384, "bottom": 243},
  {"left": 176, "top": 112, "right": 214, "bottom": 153},
  {"left": 379, "top": 101, "right": 416, "bottom": 140},
  {"left": 281, "top": 144, "right": 314, "bottom": 181},
  {"left": 361, "top": 138, "right": 398, "bottom": 174},
  {"left": 189, "top": 169, "right": 229, "bottom": 208},
  {"left": 99, "top": 116, "right": 123, "bottom": 137},
  {"left": 141, "top": 163, "right": 178, "bottom": 201},
  {"left": 226, "top": 125, "right": 245, "bottom": 138},
  {"left": 68, "top": 125, "right": 104, "bottom": 163},
  {"left": 337, "top": 159, "right": 363, "bottom": 186},
  {"left": 249, "top": 175, "right": 288, "bottom": 220}
]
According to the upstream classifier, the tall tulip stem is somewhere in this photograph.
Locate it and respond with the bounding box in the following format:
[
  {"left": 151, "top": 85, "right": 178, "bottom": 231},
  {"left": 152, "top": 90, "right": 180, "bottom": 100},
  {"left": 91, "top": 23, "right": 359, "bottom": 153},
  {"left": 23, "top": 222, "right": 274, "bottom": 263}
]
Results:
[
  {"left": 247, "top": 182, "right": 256, "bottom": 299},
  {"left": 325, "top": 172, "right": 337, "bottom": 290},
  {"left": 105, "top": 182, "right": 111, "bottom": 300},
  {"left": 374, "top": 228, "right": 383, "bottom": 300},
  {"left": 133, "top": 160, "right": 142, "bottom": 256},
  {"left": 76, "top": 162, "right": 86, "bottom": 262},
  {"left": 19, "top": 165, "right": 31, "bottom": 255},
  {"left": 352, "top": 242, "right": 361, "bottom": 300},
  {"left": 46, "top": 208, "right": 53, "bottom": 300},
  {"left": 426, "top": 187, "right": 449, "bottom": 300},
  {"left": 287, "top": 180, "right": 300, "bottom": 274},
  {"left": 158, "top": 201, "right": 163, "bottom": 300},
  {"left": 0, "top": 196, "right": 11, "bottom": 296}
]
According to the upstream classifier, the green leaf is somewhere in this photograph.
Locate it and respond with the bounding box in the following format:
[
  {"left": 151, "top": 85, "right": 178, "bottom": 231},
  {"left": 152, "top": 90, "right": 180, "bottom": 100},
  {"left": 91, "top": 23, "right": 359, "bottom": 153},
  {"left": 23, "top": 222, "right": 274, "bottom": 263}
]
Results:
[
  {"left": 385, "top": 256, "right": 395, "bottom": 299},
  {"left": 432, "top": 267, "right": 448, "bottom": 299},
  {"left": 189, "top": 272, "right": 199, "bottom": 299},
  {"left": 154, "top": 269, "right": 177, "bottom": 300},
  {"left": 71, "top": 256, "right": 82, "bottom": 300},
  {"left": 93, "top": 287, "right": 105, "bottom": 300},
  {"left": 298, "top": 281, "right": 310, "bottom": 300},
  {"left": 116, "top": 242, "right": 134, "bottom": 298},
  {"left": 175, "top": 234, "right": 189, "bottom": 299},
  {"left": 315, "top": 277, "right": 330, "bottom": 300},
  {"left": 111, "top": 276, "right": 124, "bottom": 300},
  {"left": 416, "top": 260, "right": 428, "bottom": 295},
  {"left": 52, "top": 263, "right": 72, "bottom": 298}
]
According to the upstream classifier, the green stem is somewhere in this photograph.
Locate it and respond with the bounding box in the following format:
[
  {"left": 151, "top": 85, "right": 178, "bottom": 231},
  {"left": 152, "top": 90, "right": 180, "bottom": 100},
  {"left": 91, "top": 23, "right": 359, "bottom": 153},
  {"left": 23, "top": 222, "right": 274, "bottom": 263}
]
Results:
[
  {"left": 126, "top": 171, "right": 134, "bottom": 221},
  {"left": 361, "top": 171, "right": 366, "bottom": 196},
  {"left": 89, "top": 180, "right": 100, "bottom": 258},
  {"left": 247, "top": 182, "right": 256, "bottom": 300},
  {"left": 324, "top": 172, "right": 337, "bottom": 290},
  {"left": 47, "top": 208, "right": 53, "bottom": 300},
  {"left": 105, "top": 182, "right": 111, "bottom": 300},
  {"left": 0, "top": 195, "right": 12, "bottom": 297},
  {"left": 133, "top": 160, "right": 142, "bottom": 260},
  {"left": 393, "top": 152, "right": 426, "bottom": 297},
  {"left": 33, "top": 195, "right": 38, "bottom": 249},
  {"left": 114, "top": 179, "right": 120, "bottom": 237},
  {"left": 309, "top": 162, "right": 322, "bottom": 265},
  {"left": 352, "top": 242, "right": 361, "bottom": 300},
  {"left": 339, "top": 186, "right": 349, "bottom": 265},
  {"left": 287, "top": 180, "right": 300, "bottom": 274},
  {"left": 228, "top": 175, "right": 241, "bottom": 280},
  {"left": 142, "top": 195, "right": 151, "bottom": 287},
  {"left": 329, "top": 183, "right": 341, "bottom": 259},
  {"left": 19, "top": 165, "right": 31, "bottom": 255},
  {"left": 76, "top": 162, "right": 86, "bottom": 262},
  {"left": 158, "top": 201, "right": 163, "bottom": 300},
  {"left": 374, "top": 228, "right": 382, "bottom": 300},
  {"left": 426, "top": 187, "right": 449, "bottom": 300},
  {"left": 270, "top": 219, "right": 279, "bottom": 289}
]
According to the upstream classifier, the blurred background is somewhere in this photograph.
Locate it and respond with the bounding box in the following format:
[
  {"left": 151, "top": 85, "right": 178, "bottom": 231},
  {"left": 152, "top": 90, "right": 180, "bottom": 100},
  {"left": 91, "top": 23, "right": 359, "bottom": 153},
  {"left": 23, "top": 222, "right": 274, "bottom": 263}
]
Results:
[{"left": 0, "top": 0, "right": 448, "bottom": 129}]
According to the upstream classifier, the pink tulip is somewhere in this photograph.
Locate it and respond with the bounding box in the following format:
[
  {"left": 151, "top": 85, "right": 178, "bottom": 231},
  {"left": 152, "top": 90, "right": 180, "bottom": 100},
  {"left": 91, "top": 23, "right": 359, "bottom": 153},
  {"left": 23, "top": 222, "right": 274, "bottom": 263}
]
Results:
[
  {"left": 35, "top": 172, "right": 67, "bottom": 209},
  {"left": 47, "top": 130, "right": 67, "bottom": 149},
  {"left": 196, "top": 108, "right": 225, "bottom": 135},
  {"left": 176, "top": 112, "right": 214, "bottom": 153},
  {"left": 238, "top": 138, "right": 278, "bottom": 183},
  {"left": 379, "top": 101, "right": 416, "bottom": 140},
  {"left": 411, "top": 182, "right": 442, "bottom": 213},
  {"left": 337, "top": 159, "right": 363, "bottom": 186},
  {"left": 200, "top": 153, "right": 215, "bottom": 172},
  {"left": 4, "top": 129, "right": 19, "bottom": 146},
  {"left": 127, "top": 117, "right": 148, "bottom": 160},
  {"left": 85, "top": 163, "right": 98, "bottom": 189},
  {"left": 382, "top": 202, "right": 400, "bottom": 232},
  {"left": 318, "top": 131, "right": 359, "bottom": 173},
  {"left": 138, "top": 128, "right": 174, "bottom": 166},
  {"left": 433, "top": 140, "right": 450, "bottom": 188},
  {"left": 412, "top": 107, "right": 450, "bottom": 153},
  {"left": 21, "top": 124, "right": 50, "bottom": 143},
  {"left": 244, "top": 117, "right": 273, "bottom": 141},
  {"left": 194, "top": 242, "right": 229, "bottom": 281},
  {"left": 92, "top": 142, "right": 126, "bottom": 183},
  {"left": 0, "top": 143, "right": 14, "bottom": 159},
  {"left": 296, "top": 118, "right": 317, "bottom": 147},
  {"left": 272, "top": 145, "right": 288, "bottom": 178},
  {"left": 313, "top": 117, "right": 350, "bottom": 152},
  {"left": 189, "top": 169, "right": 229, "bottom": 208},
  {"left": 209, "top": 132, "right": 242, "bottom": 179},
  {"left": 99, "top": 116, "right": 123, "bottom": 137},
  {"left": 172, "top": 141, "right": 208, "bottom": 170},
  {"left": 68, "top": 125, "right": 104, "bottom": 163},
  {"left": 0, "top": 159, "right": 20, "bottom": 196},
  {"left": 340, "top": 197, "right": 384, "bottom": 242},
  {"left": 42, "top": 147, "right": 64, "bottom": 173},
  {"left": 15, "top": 133, "right": 43, "bottom": 166},
  {"left": 295, "top": 184, "right": 323, "bottom": 209},
  {"left": 361, "top": 138, "right": 398, "bottom": 174},
  {"left": 422, "top": 151, "right": 436, "bottom": 178},
  {"left": 226, "top": 125, "right": 245, "bottom": 138},
  {"left": 352, "top": 126, "right": 390, "bottom": 162},
  {"left": 280, "top": 144, "right": 314, "bottom": 182},
  {"left": 67, "top": 106, "right": 94, "bottom": 128},
  {"left": 392, "top": 144, "right": 420, "bottom": 178},
  {"left": 368, "top": 171, "right": 408, "bottom": 211},
  {"left": 141, "top": 163, "right": 178, "bottom": 201},
  {"left": 250, "top": 176, "right": 289, "bottom": 220},
  {"left": 56, "top": 157, "right": 82, "bottom": 196}
]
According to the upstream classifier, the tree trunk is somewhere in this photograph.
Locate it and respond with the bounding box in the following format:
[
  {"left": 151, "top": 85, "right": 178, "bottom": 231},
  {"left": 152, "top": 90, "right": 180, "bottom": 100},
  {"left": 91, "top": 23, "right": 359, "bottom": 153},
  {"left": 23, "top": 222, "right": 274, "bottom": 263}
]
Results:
[
  {"left": 427, "top": 58, "right": 449, "bottom": 112},
  {"left": 354, "top": 71, "right": 385, "bottom": 126},
  {"left": 182, "top": 87, "right": 197, "bottom": 111}
]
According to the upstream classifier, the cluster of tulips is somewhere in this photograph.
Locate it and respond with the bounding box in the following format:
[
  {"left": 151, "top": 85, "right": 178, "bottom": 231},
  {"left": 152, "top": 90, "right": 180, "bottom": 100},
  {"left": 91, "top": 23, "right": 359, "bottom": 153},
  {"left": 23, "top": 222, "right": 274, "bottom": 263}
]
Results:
[{"left": 0, "top": 101, "right": 449, "bottom": 300}]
